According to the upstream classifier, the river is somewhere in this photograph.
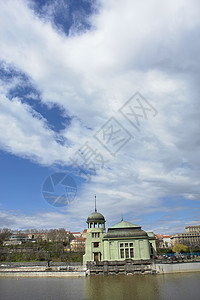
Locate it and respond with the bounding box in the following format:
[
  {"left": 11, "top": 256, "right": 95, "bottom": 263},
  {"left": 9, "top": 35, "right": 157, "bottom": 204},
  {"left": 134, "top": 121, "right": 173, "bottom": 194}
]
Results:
[{"left": 0, "top": 272, "right": 200, "bottom": 300}]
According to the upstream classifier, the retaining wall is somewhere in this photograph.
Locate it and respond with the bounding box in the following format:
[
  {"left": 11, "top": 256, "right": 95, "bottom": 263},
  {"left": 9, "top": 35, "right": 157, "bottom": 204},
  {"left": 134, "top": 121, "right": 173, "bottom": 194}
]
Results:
[{"left": 154, "top": 261, "right": 200, "bottom": 274}]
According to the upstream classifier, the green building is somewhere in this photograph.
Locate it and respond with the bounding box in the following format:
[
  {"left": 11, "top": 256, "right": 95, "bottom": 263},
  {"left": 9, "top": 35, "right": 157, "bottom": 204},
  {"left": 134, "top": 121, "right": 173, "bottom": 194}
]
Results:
[{"left": 83, "top": 208, "right": 157, "bottom": 267}]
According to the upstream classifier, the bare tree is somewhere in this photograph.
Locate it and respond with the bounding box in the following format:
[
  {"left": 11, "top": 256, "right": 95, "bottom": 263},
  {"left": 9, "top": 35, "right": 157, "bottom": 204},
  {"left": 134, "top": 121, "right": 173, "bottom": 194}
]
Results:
[{"left": 0, "top": 228, "right": 12, "bottom": 242}]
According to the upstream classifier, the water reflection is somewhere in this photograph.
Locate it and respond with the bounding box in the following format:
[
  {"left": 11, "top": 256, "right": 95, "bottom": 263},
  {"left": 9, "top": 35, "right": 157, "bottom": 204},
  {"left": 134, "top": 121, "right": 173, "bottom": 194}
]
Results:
[
  {"left": 85, "top": 275, "right": 161, "bottom": 300},
  {"left": 0, "top": 272, "right": 200, "bottom": 300}
]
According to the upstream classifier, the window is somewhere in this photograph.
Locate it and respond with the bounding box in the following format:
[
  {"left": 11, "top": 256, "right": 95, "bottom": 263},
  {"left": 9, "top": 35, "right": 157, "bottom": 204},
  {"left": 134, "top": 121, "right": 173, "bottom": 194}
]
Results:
[
  {"left": 150, "top": 243, "right": 153, "bottom": 255},
  {"left": 130, "top": 248, "right": 134, "bottom": 258},
  {"left": 125, "top": 248, "right": 129, "bottom": 258},
  {"left": 120, "top": 249, "right": 124, "bottom": 258},
  {"left": 92, "top": 232, "right": 100, "bottom": 238},
  {"left": 119, "top": 242, "right": 134, "bottom": 259},
  {"left": 94, "top": 242, "right": 99, "bottom": 248}
]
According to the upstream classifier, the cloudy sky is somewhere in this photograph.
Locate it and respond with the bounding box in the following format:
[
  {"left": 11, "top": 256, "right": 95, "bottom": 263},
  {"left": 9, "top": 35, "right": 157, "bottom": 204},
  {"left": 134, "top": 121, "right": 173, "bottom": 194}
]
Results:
[{"left": 0, "top": 0, "right": 200, "bottom": 234}]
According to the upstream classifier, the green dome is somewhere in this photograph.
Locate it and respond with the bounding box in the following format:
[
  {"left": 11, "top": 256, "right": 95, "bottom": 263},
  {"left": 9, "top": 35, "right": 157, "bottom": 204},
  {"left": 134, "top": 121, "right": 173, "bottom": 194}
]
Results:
[{"left": 87, "top": 211, "right": 105, "bottom": 222}]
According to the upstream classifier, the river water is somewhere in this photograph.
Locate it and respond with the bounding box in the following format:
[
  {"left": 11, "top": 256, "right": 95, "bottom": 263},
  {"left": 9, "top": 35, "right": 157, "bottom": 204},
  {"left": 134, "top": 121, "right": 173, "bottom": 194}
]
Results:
[{"left": 0, "top": 272, "right": 200, "bottom": 300}]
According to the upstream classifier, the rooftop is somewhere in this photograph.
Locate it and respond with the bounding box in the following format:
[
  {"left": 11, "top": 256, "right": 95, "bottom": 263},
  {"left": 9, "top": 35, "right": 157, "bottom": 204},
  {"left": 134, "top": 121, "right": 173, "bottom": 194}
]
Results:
[
  {"left": 104, "top": 219, "right": 147, "bottom": 239},
  {"left": 109, "top": 220, "right": 140, "bottom": 229}
]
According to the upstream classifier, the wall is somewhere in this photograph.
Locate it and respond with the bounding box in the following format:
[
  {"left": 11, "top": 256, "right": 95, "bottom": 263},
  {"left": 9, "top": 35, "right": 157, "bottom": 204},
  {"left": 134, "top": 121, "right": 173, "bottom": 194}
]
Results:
[{"left": 154, "top": 262, "right": 200, "bottom": 274}]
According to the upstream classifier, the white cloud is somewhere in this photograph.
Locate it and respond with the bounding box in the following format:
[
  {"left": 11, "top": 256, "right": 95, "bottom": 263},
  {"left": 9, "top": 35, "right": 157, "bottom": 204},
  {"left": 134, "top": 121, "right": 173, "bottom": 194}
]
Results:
[
  {"left": 0, "top": 209, "right": 79, "bottom": 231},
  {"left": 0, "top": 95, "right": 74, "bottom": 165},
  {"left": 0, "top": 0, "right": 200, "bottom": 232}
]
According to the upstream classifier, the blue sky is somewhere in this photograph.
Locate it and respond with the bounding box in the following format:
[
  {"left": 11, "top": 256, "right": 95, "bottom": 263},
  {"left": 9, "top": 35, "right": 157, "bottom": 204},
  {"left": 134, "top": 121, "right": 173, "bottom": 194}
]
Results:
[{"left": 0, "top": 0, "right": 200, "bottom": 234}]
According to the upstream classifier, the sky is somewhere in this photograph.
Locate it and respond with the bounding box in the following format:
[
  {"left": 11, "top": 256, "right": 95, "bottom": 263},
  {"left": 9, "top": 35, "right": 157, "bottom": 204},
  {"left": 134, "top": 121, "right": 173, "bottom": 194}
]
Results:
[{"left": 0, "top": 0, "right": 200, "bottom": 234}]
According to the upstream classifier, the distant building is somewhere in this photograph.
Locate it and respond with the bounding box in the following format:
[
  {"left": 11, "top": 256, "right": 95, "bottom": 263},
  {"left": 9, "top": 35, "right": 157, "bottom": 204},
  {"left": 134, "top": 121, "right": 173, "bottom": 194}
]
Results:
[
  {"left": 82, "top": 229, "right": 87, "bottom": 239},
  {"left": 27, "top": 231, "right": 69, "bottom": 242},
  {"left": 70, "top": 238, "right": 86, "bottom": 252},
  {"left": 185, "top": 225, "right": 200, "bottom": 233},
  {"left": 156, "top": 235, "right": 172, "bottom": 248},
  {"left": 9, "top": 235, "right": 29, "bottom": 241},
  {"left": 171, "top": 232, "right": 200, "bottom": 247},
  {"left": 171, "top": 225, "right": 200, "bottom": 248},
  {"left": 3, "top": 234, "right": 30, "bottom": 246},
  {"left": 3, "top": 240, "right": 22, "bottom": 246},
  {"left": 83, "top": 208, "right": 157, "bottom": 267},
  {"left": 27, "top": 233, "right": 48, "bottom": 241},
  {"left": 71, "top": 232, "right": 82, "bottom": 238}
]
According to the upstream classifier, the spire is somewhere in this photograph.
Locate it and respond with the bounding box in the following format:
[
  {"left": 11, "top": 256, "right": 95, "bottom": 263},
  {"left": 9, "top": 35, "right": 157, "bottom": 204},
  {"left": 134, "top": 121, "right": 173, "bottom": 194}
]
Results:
[{"left": 95, "top": 195, "right": 97, "bottom": 212}]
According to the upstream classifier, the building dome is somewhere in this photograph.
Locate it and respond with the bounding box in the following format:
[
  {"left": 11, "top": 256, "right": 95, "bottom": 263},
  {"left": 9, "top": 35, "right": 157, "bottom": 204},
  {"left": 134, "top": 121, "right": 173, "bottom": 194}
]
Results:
[{"left": 87, "top": 211, "right": 105, "bottom": 222}]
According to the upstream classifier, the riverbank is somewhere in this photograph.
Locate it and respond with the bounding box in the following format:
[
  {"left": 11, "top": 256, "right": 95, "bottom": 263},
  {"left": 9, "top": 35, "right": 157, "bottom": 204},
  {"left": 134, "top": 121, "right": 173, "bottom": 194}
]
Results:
[
  {"left": 0, "top": 262, "right": 86, "bottom": 277},
  {"left": 86, "top": 259, "right": 200, "bottom": 275},
  {"left": 1, "top": 260, "right": 200, "bottom": 277},
  {"left": 0, "top": 271, "right": 85, "bottom": 277},
  {"left": 154, "top": 261, "right": 200, "bottom": 274}
]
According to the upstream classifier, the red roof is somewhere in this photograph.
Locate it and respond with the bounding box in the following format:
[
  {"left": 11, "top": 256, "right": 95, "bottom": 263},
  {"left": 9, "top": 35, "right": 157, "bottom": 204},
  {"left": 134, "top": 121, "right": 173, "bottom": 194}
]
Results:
[
  {"left": 75, "top": 238, "right": 86, "bottom": 242},
  {"left": 156, "top": 234, "right": 172, "bottom": 238},
  {"left": 82, "top": 229, "right": 87, "bottom": 234}
]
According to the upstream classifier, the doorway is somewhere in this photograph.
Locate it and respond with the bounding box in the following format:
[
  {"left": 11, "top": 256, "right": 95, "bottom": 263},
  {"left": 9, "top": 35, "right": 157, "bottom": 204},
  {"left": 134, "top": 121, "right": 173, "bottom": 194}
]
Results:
[{"left": 94, "top": 253, "right": 99, "bottom": 261}]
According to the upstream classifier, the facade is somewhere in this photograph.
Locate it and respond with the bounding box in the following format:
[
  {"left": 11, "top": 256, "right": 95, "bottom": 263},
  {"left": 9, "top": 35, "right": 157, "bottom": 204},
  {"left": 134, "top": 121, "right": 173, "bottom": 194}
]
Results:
[
  {"left": 171, "top": 232, "right": 200, "bottom": 247},
  {"left": 156, "top": 235, "right": 172, "bottom": 248},
  {"left": 83, "top": 209, "right": 157, "bottom": 267},
  {"left": 82, "top": 229, "right": 87, "bottom": 239},
  {"left": 185, "top": 225, "right": 200, "bottom": 233},
  {"left": 171, "top": 225, "right": 200, "bottom": 248},
  {"left": 70, "top": 238, "right": 86, "bottom": 252}
]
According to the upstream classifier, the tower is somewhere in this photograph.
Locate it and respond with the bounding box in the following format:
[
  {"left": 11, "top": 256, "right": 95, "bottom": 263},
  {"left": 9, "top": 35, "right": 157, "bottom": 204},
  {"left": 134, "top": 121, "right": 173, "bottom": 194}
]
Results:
[{"left": 83, "top": 197, "right": 106, "bottom": 267}]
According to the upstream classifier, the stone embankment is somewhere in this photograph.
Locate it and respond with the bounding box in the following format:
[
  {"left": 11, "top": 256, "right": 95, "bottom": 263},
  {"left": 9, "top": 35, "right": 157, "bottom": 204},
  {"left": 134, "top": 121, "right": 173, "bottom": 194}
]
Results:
[
  {"left": 1, "top": 259, "right": 200, "bottom": 276},
  {"left": 87, "top": 259, "right": 200, "bottom": 275},
  {"left": 154, "top": 261, "right": 200, "bottom": 274},
  {"left": 0, "top": 262, "right": 85, "bottom": 277}
]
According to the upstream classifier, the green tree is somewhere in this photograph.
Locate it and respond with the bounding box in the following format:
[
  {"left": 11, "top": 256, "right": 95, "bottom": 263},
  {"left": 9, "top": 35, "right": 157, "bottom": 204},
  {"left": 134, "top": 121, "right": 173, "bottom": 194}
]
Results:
[{"left": 172, "top": 243, "right": 189, "bottom": 253}]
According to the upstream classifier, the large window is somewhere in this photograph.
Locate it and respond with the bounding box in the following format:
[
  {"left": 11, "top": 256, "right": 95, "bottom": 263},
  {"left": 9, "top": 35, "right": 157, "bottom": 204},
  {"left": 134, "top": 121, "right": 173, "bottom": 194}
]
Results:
[{"left": 119, "top": 242, "right": 134, "bottom": 259}]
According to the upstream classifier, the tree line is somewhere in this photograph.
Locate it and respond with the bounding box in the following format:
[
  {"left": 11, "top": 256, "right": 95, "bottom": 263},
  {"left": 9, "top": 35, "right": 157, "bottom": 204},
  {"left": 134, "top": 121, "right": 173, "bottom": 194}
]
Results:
[{"left": 0, "top": 228, "right": 84, "bottom": 262}]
